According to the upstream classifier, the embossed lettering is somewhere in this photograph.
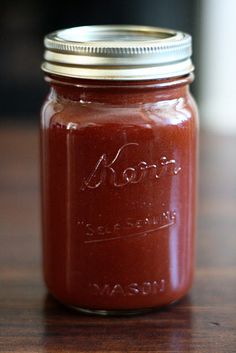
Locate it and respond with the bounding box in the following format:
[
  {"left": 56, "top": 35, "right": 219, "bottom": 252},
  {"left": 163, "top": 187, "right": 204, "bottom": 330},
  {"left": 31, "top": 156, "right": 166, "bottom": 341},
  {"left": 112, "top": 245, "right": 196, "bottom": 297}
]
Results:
[
  {"left": 142, "top": 282, "right": 152, "bottom": 295},
  {"left": 89, "top": 280, "right": 166, "bottom": 296},
  {"left": 91, "top": 283, "right": 111, "bottom": 296},
  {"left": 110, "top": 284, "right": 125, "bottom": 296},
  {"left": 78, "top": 210, "right": 177, "bottom": 244},
  {"left": 127, "top": 283, "right": 140, "bottom": 295},
  {"left": 81, "top": 143, "right": 181, "bottom": 191},
  {"left": 152, "top": 280, "right": 165, "bottom": 293},
  {"left": 85, "top": 224, "right": 95, "bottom": 237}
]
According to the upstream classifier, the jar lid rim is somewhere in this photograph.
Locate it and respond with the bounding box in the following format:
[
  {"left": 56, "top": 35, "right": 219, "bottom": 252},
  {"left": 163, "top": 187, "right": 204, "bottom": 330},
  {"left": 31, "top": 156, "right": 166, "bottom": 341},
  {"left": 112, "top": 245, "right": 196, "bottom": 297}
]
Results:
[{"left": 42, "top": 25, "right": 194, "bottom": 80}]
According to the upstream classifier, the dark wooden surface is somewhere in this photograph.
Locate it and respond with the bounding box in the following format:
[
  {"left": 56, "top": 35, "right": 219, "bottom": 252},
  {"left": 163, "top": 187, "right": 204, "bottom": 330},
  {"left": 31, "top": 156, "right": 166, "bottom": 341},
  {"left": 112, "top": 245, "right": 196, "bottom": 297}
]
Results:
[{"left": 0, "top": 126, "right": 236, "bottom": 353}]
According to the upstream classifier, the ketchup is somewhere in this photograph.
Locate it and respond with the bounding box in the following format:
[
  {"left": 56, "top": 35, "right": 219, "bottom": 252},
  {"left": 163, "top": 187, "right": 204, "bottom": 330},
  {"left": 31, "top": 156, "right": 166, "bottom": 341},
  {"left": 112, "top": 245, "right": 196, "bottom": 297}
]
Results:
[{"left": 41, "top": 75, "right": 198, "bottom": 313}]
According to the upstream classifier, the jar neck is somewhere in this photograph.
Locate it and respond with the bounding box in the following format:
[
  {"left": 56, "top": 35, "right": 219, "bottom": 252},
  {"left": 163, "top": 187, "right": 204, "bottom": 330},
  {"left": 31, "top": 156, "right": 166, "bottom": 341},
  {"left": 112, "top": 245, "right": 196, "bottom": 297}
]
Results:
[{"left": 45, "top": 74, "right": 194, "bottom": 104}]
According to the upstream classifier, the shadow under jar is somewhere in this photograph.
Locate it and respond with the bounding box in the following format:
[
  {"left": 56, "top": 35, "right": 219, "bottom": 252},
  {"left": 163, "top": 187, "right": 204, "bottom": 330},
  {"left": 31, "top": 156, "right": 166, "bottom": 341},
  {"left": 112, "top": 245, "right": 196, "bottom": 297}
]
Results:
[{"left": 41, "top": 25, "right": 199, "bottom": 315}]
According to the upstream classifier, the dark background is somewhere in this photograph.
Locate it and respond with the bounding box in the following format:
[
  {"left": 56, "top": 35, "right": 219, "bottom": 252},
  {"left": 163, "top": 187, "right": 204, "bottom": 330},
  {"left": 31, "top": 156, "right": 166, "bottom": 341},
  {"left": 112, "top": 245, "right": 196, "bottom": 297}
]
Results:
[{"left": 0, "top": 0, "right": 199, "bottom": 121}]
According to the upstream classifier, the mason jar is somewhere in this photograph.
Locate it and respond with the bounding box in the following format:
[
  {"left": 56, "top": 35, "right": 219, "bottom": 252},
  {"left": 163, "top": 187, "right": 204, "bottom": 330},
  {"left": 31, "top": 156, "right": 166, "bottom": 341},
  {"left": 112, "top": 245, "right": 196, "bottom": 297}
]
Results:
[{"left": 41, "top": 25, "right": 198, "bottom": 315}]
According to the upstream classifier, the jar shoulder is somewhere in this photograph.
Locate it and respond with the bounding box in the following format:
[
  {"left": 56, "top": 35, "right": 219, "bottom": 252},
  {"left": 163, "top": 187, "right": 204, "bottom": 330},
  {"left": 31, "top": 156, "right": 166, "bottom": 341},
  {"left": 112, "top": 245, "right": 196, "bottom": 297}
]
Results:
[{"left": 41, "top": 90, "right": 198, "bottom": 129}]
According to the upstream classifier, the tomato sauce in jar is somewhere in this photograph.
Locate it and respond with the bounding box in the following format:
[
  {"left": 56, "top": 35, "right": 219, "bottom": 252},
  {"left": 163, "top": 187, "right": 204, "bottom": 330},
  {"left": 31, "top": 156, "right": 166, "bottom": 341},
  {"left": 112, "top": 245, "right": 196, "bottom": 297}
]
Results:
[{"left": 41, "top": 25, "right": 198, "bottom": 315}]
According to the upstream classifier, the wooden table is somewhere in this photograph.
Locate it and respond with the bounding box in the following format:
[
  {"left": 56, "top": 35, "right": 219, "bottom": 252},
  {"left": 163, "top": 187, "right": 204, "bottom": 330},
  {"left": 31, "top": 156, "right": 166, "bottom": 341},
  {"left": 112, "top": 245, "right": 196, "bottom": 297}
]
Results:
[{"left": 0, "top": 126, "right": 236, "bottom": 353}]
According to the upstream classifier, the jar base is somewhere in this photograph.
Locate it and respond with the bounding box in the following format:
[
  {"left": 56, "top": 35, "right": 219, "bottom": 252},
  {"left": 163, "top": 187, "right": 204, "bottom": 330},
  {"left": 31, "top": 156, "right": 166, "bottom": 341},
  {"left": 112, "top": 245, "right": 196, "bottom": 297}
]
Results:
[{"left": 67, "top": 304, "right": 154, "bottom": 316}]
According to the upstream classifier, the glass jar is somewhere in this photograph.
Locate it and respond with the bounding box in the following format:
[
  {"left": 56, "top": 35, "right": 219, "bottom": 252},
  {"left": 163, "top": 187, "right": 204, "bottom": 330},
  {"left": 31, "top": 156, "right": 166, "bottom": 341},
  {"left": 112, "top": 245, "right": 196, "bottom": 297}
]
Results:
[{"left": 41, "top": 25, "right": 198, "bottom": 315}]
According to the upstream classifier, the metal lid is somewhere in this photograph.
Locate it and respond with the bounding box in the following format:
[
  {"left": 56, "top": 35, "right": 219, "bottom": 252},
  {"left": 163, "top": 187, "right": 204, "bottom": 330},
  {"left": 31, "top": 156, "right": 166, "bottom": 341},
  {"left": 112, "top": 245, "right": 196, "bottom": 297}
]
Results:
[{"left": 42, "top": 25, "right": 194, "bottom": 80}]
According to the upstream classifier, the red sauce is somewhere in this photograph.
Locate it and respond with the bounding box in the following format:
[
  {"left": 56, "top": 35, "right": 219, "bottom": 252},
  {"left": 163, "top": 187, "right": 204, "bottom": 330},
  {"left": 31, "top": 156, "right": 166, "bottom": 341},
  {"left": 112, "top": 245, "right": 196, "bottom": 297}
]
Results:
[{"left": 41, "top": 75, "right": 198, "bottom": 312}]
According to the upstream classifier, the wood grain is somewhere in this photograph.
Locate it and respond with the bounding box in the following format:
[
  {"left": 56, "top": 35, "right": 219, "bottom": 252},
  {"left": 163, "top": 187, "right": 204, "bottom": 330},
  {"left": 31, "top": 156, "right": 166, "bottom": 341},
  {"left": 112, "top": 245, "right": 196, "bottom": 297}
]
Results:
[{"left": 0, "top": 126, "right": 236, "bottom": 353}]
